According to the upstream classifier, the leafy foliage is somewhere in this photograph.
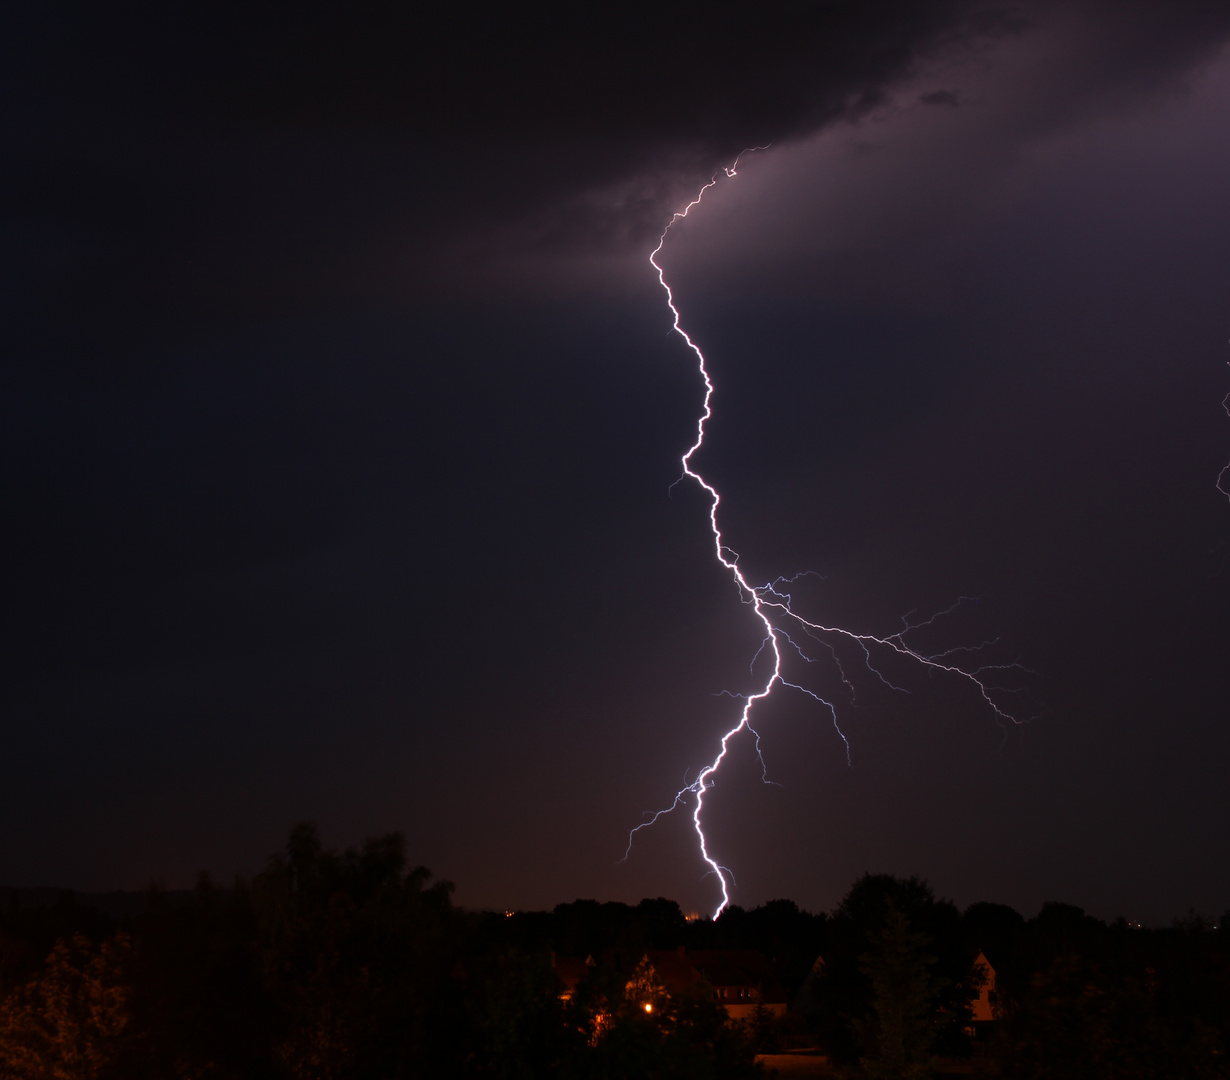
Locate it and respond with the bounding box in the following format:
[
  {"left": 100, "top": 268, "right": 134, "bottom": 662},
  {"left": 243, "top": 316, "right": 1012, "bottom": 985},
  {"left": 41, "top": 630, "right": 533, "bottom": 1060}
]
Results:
[
  {"left": 0, "top": 932, "right": 132, "bottom": 1080},
  {"left": 584, "top": 962, "right": 760, "bottom": 1080}
]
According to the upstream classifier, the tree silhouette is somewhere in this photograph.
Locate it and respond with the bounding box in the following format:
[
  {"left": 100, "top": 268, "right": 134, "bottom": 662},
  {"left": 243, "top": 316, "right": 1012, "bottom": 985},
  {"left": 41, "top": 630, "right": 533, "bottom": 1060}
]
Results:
[
  {"left": 813, "top": 874, "right": 975, "bottom": 1066},
  {"left": 253, "top": 822, "right": 459, "bottom": 1079},
  {"left": 852, "top": 902, "right": 944, "bottom": 1080}
]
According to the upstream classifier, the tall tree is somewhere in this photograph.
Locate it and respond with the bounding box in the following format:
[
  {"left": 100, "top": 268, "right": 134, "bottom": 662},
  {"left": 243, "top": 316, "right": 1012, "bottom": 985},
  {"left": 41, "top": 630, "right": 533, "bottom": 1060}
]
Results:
[
  {"left": 253, "top": 823, "right": 460, "bottom": 1079},
  {"left": 852, "top": 902, "right": 943, "bottom": 1080},
  {"left": 813, "top": 874, "right": 976, "bottom": 1066}
]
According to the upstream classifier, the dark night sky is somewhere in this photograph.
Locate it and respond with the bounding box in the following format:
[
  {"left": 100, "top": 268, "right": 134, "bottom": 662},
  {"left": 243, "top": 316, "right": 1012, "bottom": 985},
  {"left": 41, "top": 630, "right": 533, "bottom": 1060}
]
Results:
[{"left": 3, "top": 1, "right": 1229, "bottom": 924}]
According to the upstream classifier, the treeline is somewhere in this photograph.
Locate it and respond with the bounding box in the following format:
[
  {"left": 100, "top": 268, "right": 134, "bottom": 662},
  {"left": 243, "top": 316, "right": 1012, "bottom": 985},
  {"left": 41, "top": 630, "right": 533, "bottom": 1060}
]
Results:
[
  {"left": 1, "top": 825, "right": 1227, "bottom": 1079},
  {"left": 0, "top": 825, "right": 758, "bottom": 1079},
  {"left": 810, "top": 875, "right": 1229, "bottom": 1078}
]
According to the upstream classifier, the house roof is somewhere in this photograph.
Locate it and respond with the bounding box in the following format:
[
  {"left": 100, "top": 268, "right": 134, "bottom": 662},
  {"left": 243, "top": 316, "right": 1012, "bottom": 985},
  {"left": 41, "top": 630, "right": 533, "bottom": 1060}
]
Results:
[
  {"left": 551, "top": 954, "right": 591, "bottom": 992},
  {"left": 643, "top": 948, "right": 789, "bottom": 1005}
]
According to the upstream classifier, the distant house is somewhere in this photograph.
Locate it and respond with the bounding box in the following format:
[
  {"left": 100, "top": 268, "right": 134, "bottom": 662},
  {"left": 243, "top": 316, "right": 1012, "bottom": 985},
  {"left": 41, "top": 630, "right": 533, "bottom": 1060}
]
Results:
[
  {"left": 791, "top": 952, "right": 825, "bottom": 1016},
  {"left": 640, "top": 947, "right": 789, "bottom": 1022},
  {"left": 969, "top": 950, "right": 999, "bottom": 1029}
]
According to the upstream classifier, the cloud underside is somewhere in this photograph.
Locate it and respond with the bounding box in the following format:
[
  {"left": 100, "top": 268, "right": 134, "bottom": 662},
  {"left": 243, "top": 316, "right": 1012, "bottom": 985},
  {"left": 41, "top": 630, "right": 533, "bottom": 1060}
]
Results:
[{"left": 6, "top": 0, "right": 1230, "bottom": 372}]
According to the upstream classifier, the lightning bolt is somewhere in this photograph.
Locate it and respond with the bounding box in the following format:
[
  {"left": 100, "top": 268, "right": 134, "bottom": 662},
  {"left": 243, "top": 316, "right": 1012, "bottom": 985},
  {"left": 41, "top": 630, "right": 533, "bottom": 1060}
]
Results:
[
  {"left": 1220, "top": 364, "right": 1230, "bottom": 502},
  {"left": 625, "top": 150, "right": 1034, "bottom": 917}
]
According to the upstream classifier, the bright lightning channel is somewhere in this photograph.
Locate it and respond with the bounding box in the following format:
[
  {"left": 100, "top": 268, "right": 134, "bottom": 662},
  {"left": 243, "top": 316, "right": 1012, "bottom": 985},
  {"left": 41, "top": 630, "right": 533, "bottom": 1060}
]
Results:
[{"left": 625, "top": 150, "right": 1031, "bottom": 918}]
